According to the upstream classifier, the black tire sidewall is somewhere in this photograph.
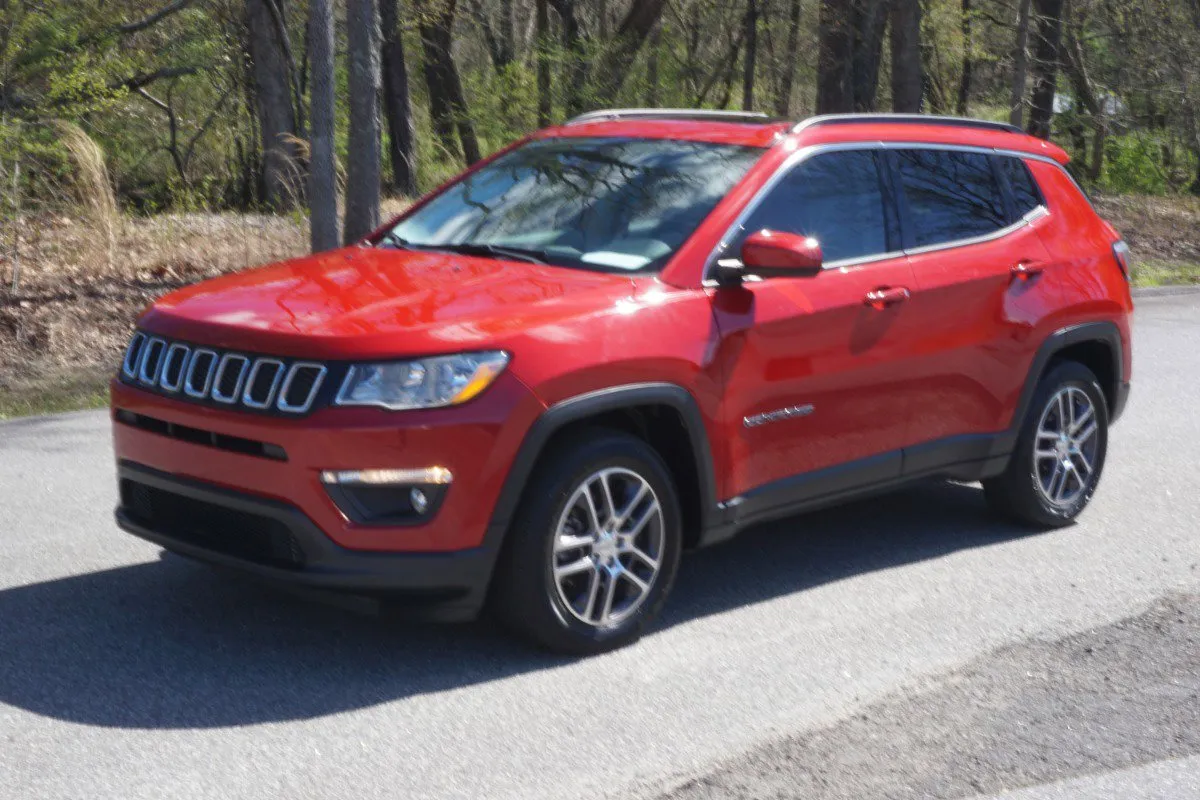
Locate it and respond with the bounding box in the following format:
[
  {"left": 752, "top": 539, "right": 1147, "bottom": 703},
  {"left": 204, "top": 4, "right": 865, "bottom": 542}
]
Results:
[
  {"left": 1016, "top": 362, "right": 1110, "bottom": 524},
  {"left": 495, "top": 429, "right": 683, "bottom": 654}
]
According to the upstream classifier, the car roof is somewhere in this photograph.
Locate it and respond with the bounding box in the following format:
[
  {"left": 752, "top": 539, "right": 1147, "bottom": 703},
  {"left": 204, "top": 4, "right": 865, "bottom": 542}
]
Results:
[{"left": 535, "top": 110, "right": 1069, "bottom": 164}]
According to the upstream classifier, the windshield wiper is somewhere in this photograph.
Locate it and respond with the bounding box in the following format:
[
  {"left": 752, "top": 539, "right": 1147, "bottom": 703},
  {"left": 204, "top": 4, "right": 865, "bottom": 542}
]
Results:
[
  {"left": 424, "top": 242, "right": 550, "bottom": 265},
  {"left": 377, "top": 235, "right": 551, "bottom": 265}
]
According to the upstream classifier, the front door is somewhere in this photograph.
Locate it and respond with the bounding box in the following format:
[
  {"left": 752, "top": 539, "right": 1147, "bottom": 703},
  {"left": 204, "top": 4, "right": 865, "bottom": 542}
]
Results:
[{"left": 710, "top": 148, "right": 922, "bottom": 511}]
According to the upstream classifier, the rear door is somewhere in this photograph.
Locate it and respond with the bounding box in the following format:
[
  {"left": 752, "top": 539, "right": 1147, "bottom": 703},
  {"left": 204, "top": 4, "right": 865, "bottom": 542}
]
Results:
[
  {"left": 892, "top": 147, "right": 1058, "bottom": 465},
  {"left": 711, "top": 147, "right": 923, "bottom": 507}
]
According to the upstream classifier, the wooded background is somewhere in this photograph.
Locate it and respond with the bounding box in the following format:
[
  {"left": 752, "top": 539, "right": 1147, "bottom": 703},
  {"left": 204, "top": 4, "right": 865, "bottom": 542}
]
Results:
[{"left": 4, "top": 0, "right": 1200, "bottom": 247}]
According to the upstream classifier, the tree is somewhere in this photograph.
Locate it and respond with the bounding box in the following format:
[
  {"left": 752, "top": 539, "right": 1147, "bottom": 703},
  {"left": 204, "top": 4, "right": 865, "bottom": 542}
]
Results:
[
  {"left": 417, "top": 0, "right": 481, "bottom": 165},
  {"left": 774, "top": 0, "right": 803, "bottom": 116},
  {"left": 891, "top": 0, "right": 924, "bottom": 112},
  {"left": 381, "top": 0, "right": 417, "bottom": 195},
  {"left": 742, "top": 0, "right": 758, "bottom": 111},
  {"left": 246, "top": 0, "right": 301, "bottom": 209},
  {"left": 957, "top": 0, "right": 973, "bottom": 114},
  {"left": 1027, "top": 0, "right": 1065, "bottom": 139},
  {"left": 345, "top": 0, "right": 382, "bottom": 243},
  {"left": 308, "top": 0, "right": 340, "bottom": 251},
  {"left": 536, "top": 0, "right": 552, "bottom": 126},
  {"left": 1009, "top": 0, "right": 1034, "bottom": 126}
]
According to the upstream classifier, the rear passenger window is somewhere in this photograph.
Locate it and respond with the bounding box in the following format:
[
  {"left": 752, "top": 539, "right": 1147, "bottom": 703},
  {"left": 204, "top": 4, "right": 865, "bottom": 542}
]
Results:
[
  {"left": 894, "top": 149, "right": 1008, "bottom": 248},
  {"left": 737, "top": 150, "right": 890, "bottom": 264},
  {"left": 998, "top": 156, "right": 1043, "bottom": 217}
]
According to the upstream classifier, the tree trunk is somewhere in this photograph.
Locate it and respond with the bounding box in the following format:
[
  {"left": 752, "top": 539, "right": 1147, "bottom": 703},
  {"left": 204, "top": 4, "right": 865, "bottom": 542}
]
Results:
[
  {"left": 742, "top": 0, "right": 758, "bottom": 111},
  {"left": 817, "top": 0, "right": 854, "bottom": 113},
  {"left": 308, "top": 0, "right": 340, "bottom": 251},
  {"left": 246, "top": 0, "right": 300, "bottom": 209},
  {"left": 852, "top": 0, "right": 889, "bottom": 112},
  {"left": 891, "top": 0, "right": 923, "bottom": 112},
  {"left": 1009, "top": 0, "right": 1033, "bottom": 126},
  {"left": 344, "top": 0, "right": 382, "bottom": 243},
  {"left": 775, "top": 0, "right": 803, "bottom": 116},
  {"left": 646, "top": 22, "right": 661, "bottom": 106},
  {"left": 1062, "top": 22, "right": 1105, "bottom": 180},
  {"left": 957, "top": 0, "right": 972, "bottom": 114},
  {"left": 381, "top": 0, "right": 417, "bottom": 196},
  {"left": 551, "top": 0, "right": 589, "bottom": 115},
  {"left": 589, "top": 0, "right": 668, "bottom": 107},
  {"left": 537, "top": 0, "right": 552, "bottom": 125},
  {"left": 418, "top": 0, "right": 481, "bottom": 164},
  {"left": 1026, "top": 0, "right": 1064, "bottom": 139}
]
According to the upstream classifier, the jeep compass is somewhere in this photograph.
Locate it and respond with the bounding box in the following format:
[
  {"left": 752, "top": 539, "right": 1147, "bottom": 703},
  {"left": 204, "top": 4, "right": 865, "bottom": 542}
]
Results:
[{"left": 112, "top": 110, "right": 1134, "bottom": 654}]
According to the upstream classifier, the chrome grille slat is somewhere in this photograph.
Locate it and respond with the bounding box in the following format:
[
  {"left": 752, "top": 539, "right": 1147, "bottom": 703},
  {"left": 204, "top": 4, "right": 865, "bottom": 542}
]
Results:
[
  {"left": 184, "top": 349, "right": 218, "bottom": 399},
  {"left": 278, "top": 363, "right": 327, "bottom": 414},
  {"left": 159, "top": 343, "right": 191, "bottom": 392},
  {"left": 211, "top": 354, "right": 251, "bottom": 403},
  {"left": 137, "top": 338, "right": 167, "bottom": 385},
  {"left": 242, "top": 359, "right": 286, "bottom": 409},
  {"left": 122, "top": 332, "right": 147, "bottom": 379},
  {"left": 119, "top": 332, "right": 328, "bottom": 415}
]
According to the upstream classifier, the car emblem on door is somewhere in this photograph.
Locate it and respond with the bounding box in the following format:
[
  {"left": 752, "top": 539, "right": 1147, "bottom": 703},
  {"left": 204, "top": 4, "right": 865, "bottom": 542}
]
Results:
[{"left": 743, "top": 403, "right": 815, "bottom": 428}]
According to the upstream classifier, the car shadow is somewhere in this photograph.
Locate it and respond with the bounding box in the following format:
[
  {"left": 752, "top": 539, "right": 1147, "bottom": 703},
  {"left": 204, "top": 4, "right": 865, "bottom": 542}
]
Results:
[{"left": 0, "top": 480, "right": 1042, "bottom": 729}]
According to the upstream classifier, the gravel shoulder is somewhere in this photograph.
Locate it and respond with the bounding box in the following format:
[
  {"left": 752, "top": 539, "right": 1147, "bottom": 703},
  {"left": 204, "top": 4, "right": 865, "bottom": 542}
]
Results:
[{"left": 659, "top": 593, "right": 1200, "bottom": 800}]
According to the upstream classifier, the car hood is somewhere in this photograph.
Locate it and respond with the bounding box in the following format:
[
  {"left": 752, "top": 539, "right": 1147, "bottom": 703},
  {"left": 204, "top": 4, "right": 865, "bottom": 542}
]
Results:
[{"left": 139, "top": 246, "right": 636, "bottom": 359}]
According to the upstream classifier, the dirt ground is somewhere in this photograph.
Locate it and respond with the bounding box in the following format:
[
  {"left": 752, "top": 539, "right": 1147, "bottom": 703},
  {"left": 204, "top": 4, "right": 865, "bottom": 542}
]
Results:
[{"left": 0, "top": 194, "right": 1197, "bottom": 417}]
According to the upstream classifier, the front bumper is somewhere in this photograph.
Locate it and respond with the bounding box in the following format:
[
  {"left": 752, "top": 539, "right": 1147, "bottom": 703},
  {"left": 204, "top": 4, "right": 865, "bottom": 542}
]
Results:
[{"left": 116, "top": 461, "right": 497, "bottom": 620}]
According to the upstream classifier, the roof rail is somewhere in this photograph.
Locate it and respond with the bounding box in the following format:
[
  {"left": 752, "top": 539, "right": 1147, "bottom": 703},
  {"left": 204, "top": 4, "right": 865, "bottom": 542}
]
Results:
[
  {"left": 566, "top": 108, "right": 775, "bottom": 126},
  {"left": 793, "top": 113, "right": 1023, "bottom": 135}
]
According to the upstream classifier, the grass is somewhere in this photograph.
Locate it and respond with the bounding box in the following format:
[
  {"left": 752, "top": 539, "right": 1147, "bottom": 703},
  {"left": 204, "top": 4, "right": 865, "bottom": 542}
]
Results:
[
  {"left": 1130, "top": 258, "right": 1200, "bottom": 287},
  {"left": 0, "top": 368, "right": 110, "bottom": 420}
]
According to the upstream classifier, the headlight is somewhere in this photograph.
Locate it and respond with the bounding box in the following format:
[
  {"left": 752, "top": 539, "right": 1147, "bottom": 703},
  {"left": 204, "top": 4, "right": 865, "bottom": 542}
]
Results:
[{"left": 334, "top": 351, "right": 510, "bottom": 411}]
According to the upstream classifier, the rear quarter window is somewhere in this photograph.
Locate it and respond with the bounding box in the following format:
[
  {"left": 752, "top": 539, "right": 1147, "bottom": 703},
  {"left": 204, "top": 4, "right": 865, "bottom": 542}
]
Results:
[
  {"left": 893, "top": 149, "right": 1009, "bottom": 248},
  {"left": 998, "top": 156, "right": 1044, "bottom": 217}
]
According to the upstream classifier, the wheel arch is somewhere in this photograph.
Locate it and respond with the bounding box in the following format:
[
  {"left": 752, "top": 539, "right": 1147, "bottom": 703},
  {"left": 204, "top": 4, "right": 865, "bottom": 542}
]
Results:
[
  {"left": 1015, "top": 321, "right": 1125, "bottom": 432},
  {"left": 484, "top": 383, "right": 720, "bottom": 553}
]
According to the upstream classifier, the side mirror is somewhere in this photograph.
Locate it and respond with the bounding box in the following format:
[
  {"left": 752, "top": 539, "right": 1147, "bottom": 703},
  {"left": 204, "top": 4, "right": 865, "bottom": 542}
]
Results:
[{"left": 740, "top": 229, "right": 823, "bottom": 277}]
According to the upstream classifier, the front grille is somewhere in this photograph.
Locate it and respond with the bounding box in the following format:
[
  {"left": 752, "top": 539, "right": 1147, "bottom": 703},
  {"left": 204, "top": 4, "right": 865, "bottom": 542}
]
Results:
[
  {"left": 115, "top": 409, "right": 288, "bottom": 461},
  {"left": 120, "top": 332, "right": 329, "bottom": 415},
  {"left": 121, "top": 479, "right": 306, "bottom": 569}
]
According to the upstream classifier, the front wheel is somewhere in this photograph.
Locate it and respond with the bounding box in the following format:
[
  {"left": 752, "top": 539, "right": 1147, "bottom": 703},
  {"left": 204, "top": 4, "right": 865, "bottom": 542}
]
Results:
[
  {"left": 984, "top": 361, "right": 1109, "bottom": 527},
  {"left": 491, "top": 429, "right": 682, "bottom": 655}
]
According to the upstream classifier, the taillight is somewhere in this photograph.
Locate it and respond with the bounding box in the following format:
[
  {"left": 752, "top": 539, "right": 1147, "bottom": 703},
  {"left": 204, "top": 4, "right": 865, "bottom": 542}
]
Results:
[{"left": 1112, "top": 240, "right": 1131, "bottom": 280}]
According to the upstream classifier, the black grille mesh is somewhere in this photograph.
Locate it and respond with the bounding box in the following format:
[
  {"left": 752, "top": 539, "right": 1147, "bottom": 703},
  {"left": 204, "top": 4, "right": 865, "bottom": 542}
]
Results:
[{"left": 121, "top": 480, "right": 306, "bottom": 569}]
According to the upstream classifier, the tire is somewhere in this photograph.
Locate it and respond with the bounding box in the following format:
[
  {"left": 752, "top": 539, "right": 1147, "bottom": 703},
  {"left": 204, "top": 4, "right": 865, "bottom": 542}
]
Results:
[
  {"left": 984, "top": 360, "right": 1109, "bottom": 527},
  {"left": 490, "top": 427, "right": 683, "bottom": 655}
]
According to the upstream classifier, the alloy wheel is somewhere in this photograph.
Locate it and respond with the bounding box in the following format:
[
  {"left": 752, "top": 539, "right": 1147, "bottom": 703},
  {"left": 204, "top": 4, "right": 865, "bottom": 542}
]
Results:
[
  {"left": 550, "top": 467, "right": 665, "bottom": 628},
  {"left": 1033, "top": 386, "right": 1100, "bottom": 508}
]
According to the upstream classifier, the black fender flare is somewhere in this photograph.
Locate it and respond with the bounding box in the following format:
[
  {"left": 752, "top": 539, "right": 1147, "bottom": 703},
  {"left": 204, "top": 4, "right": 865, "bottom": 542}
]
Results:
[
  {"left": 999, "top": 320, "right": 1126, "bottom": 454},
  {"left": 483, "top": 382, "right": 721, "bottom": 553}
]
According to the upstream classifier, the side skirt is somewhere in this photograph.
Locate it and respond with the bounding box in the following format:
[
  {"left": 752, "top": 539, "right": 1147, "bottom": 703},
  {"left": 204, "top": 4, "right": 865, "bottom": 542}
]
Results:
[{"left": 699, "top": 434, "right": 1011, "bottom": 545}]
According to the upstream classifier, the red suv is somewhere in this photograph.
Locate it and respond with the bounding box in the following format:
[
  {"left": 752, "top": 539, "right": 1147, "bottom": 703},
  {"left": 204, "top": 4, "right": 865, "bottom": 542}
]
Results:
[{"left": 112, "top": 111, "right": 1133, "bottom": 654}]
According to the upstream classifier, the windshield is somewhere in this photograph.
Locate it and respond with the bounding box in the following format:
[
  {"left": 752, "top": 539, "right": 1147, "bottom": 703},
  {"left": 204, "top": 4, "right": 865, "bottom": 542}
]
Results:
[{"left": 382, "top": 137, "right": 763, "bottom": 273}]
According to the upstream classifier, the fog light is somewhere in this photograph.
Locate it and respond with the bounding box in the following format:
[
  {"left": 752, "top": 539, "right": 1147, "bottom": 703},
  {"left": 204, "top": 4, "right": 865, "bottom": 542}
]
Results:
[
  {"left": 410, "top": 487, "right": 429, "bottom": 514},
  {"left": 319, "top": 467, "right": 452, "bottom": 485}
]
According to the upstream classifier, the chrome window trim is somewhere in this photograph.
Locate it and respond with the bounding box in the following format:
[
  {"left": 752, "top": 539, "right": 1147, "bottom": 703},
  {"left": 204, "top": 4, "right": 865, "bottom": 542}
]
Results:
[
  {"left": 241, "top": 358, "right": 286, "bottom": 409},
  {"left": 121, "top": 332, "right": 147, "bottom": 379},
  {"left": 136, "top": 338, "right": 167, "bottom": 385},
  {"left": 183, "top": 349, "right": 218, "bottom": 399},
  {"left": 211, "top": 353, "right": 250, "bottom": 404},
  {"left": 277, "top": 363, "right": 327, "bottom": 414},
  {"left": 158, "top": 343, "right": 191, "bottom": 392},
  {"left": 703, "top": 140, "right": 1054, "bottom": 282}
]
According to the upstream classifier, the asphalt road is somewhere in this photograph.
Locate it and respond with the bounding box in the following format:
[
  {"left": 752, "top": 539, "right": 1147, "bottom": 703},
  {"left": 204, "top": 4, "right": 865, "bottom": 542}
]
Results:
[{"left": 2, "top": 292, "right": 1199, "bottom": 800}]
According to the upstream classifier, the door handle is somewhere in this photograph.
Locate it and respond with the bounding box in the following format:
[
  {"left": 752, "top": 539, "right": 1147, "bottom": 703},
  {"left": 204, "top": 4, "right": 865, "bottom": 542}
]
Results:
[
  {"left": 864, "top": 286, "right": 910, "bottom": 309},
  {"left": 1011, "top": 261, "right": 1046, "bottom": 280}
]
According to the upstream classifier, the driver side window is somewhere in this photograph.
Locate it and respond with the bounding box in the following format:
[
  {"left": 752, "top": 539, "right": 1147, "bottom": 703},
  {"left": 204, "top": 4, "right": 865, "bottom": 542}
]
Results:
[{"left": 737, "top": 149, "right": 892, "bottom": 265}]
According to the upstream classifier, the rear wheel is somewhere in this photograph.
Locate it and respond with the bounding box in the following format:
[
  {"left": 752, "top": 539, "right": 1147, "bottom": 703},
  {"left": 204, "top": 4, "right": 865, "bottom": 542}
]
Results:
[
  {"left": 984, "top": 361, "right": 1109, "bottom": 527},
  {"left": 491, "top": 429, "right": 682, "bottom": 655}
]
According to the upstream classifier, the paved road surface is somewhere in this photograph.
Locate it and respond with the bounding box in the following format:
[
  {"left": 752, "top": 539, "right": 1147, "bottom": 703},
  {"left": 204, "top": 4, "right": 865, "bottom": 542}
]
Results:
[{"left": 1, "top": 292, "right": 1198, "bottom": 799}]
